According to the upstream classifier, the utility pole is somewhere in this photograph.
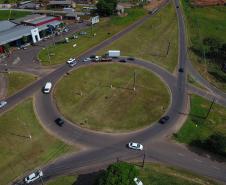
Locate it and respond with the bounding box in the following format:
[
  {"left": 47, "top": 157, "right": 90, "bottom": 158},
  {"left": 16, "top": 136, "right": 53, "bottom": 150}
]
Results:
[
  {"left": 133, "top": 71, "right": 136, "bottom": 91},
  {"left": 205, "top": 98, "right": 215, "bottom": 119},
  {"left": 142, "top": 153, "right": 145, "bottom": 168}
]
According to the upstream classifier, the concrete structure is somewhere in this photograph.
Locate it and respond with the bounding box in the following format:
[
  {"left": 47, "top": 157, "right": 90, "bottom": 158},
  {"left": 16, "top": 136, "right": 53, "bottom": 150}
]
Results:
[
  {"left": 0, "top": 14, "right": 62, "bottom": 53},
  {"left": 48, "top": 0, "right": 73, "bottom": 8}
]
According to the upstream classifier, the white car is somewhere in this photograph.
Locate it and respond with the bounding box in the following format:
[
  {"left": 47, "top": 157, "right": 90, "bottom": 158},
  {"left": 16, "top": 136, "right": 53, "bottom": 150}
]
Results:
[
  {"left": 24, "top": 170, "right": 43, "bottom": 184},
  {"left": 128, "top": 142, "right": 143, "bottom": 150},
  {"left": 134, "top": 177, "right": 143, "bottom": 185},
  {"left": 66, "top": 58, "right": 76, "bottom": 64},
  {"left": 43, "top": 82, "right": 52, "bottom": 94},
  {"left": 0, "top": 100, "right": 7, "bottom": 108},
  {"left": 83, "top": 57, "right": 91, "bottom": 62}
]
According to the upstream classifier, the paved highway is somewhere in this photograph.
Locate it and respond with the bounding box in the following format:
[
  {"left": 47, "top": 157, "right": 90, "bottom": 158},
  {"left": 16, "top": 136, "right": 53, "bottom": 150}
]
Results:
[{"left": 4, "top": 0, "right": 226, "bottom": 184}]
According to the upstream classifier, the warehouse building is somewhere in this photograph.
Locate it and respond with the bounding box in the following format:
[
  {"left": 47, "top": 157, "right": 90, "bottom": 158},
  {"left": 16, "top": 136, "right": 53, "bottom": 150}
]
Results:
[{"left": 0, "top": 14, "right": 62, "bottom": 53}]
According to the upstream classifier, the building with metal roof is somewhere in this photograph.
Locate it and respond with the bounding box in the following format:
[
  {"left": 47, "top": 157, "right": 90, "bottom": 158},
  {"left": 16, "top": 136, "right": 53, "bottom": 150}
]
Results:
[{"left": 0, "top": 14, "right": 62, "bottom": 53}]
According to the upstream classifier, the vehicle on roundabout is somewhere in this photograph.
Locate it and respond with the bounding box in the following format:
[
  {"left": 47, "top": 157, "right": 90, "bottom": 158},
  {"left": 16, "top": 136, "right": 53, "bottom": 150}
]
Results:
[
  {"left": 128, "top": 142, "right": 143, "bottom": 151},
  {"left": 0, "top": 100, "right": 7, "bottom": 108},
  {"left": 159, "top": 115, "right": 170, "bottom": 124},
  {"left": 43, "top": 82, "right": 52, "bottom": 94},
  {"left": 24, "top": 170, "right": 43, "bottom": 184},
  {"left": 55, "top": 117, "right": 64, "bottom": 127},
  {"left": 134, "top": 177, "right": 143, "bottom": 185},
  {"left": 66, "top": 58, "right": 77, "bottom": 67}
]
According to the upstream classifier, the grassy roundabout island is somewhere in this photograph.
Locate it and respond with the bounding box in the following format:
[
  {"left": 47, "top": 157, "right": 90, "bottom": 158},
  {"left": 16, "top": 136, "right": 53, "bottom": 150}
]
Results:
[{"left": 54, "top": 63, "right": 170, "bottom": 132}]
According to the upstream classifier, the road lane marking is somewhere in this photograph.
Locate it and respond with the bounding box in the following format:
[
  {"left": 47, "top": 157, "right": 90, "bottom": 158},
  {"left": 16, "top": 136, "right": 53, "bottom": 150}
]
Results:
[
  {"left": 194, "top": 158, "right": 202, "bottom": 163},
  {"left": 177, "top": 153, "right": 184, "bottom": 157}
]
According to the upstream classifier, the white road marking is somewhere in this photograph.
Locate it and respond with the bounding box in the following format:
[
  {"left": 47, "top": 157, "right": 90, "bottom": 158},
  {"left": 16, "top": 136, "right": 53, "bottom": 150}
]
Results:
[
  {"left": 177, "top": 153, "right": 184, "bottom": 157},
  {"left": 194, "top": 158, "right": 202, "bottom": 163},
  {"left": 212, "top": 166, "right": 220, "bottom": 170}
]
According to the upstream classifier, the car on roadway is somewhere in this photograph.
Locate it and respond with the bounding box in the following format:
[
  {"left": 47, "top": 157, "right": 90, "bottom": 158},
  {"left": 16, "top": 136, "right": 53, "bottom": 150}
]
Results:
[
  {"left": 119, "top": 59, "right": 126, "bottom": 63},
  {"left": 0, "top": 100, "right": 7, "bottom": 108},
  {"left": 178, "top": 68, "right": 184, "bottom": 72},
  {"left": 134, "top": 177, "right": 143, "bottom": 185},
  {"left": 43, "top": 82, "right": 52, "bottom": 94},
  {"left": 127, "top": 57, "right": 135, "bottom": 61},
  {"left": 69, "top": 60, "right": 77, "bottom": 67},
  {"left": 55, "top": 118, "right": 64, "bottom": 127},
  {"left": 128, "top": 142, "right": 143, "bottom": 151},
  {"left": 83, "top": 57, "right": 91, "bottom": 62},
  {"left": 24, "top": 170, "right": 43, "bottom": 184},
  {"left": 159, "top": 115, "right": 170, "bottom": 124},
  {"left": 66, "top": 58, "right": 76, "bottom": 64}
]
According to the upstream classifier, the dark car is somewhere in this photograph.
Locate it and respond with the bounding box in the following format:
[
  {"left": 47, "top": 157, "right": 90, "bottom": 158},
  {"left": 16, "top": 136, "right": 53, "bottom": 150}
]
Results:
[
  {"left": 178, "top": 68, "right": 184, "bottom": 73},
  {"left": 127, "top": 57, "right": 135, "bottom": 61},
  {"left": 55, "top": 118, "right": 64, "bottom": 127},
  {"left": 119, "top": 59, "right": 126, "bottom": 63},
  {"left": 159, "top": 116, "right": 170, "bottom": 124}
]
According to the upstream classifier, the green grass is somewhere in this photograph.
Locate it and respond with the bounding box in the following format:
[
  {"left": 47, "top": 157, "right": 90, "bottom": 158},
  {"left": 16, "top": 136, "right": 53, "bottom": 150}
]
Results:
[
  {"left": 45, "top": 163, "right": 218, "bottom": 185},
  {"left": 54, "top": 63, "right": 170, "bottom": 132},
  {"left": 0, "top": 10, "right": 30, "bottom": 20},
  {"left": 38, "top": 8, "right": 147, "bottom": 66},
  {"left": 0, "top": 99, "right": 76, "bottom": 185},
  {"left": 98, "top": 3, "right": 178, "bottom": 72},
  {"left": 46, "top": 175, "right": 77, "bottom": 185},
  {"left": 6, "top": 72, "right": 37, "bottom": 97},
  {"left": 182, "top": 0, "right": 226, "bottom": 92},
  {"left": 139, "top": 163, "right": 218, "bottom": 185},
  {"left": 175, "top": 95, "right": 226, "bottom": 145}
]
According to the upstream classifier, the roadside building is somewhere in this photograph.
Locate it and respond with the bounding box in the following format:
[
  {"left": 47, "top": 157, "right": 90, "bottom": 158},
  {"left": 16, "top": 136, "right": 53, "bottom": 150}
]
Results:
[
  {"left": 0, "top": 14, "right": 62, "bottom": 53},
  {"left": 48, "top": 0, "right": 74, "bottom": 8},
  {"left": 17, "top": 1, "right": 41, "bottom": 9}
]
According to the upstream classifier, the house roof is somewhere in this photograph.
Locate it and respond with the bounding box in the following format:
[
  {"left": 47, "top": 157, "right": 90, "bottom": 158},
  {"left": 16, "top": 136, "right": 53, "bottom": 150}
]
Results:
[{"left": 0, "top": 21, "right": 17, "bottom": 32}]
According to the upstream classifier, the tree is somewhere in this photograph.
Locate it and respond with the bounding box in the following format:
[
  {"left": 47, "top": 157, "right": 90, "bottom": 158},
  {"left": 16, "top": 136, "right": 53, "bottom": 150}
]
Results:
[
  {"left": 96, "top": 0, "right": 118, "bottom": 16},
  {"left": 97, "top": 162, "right": 138, "bottom": 185},
  {"left": 22, "top": 36, "right": 28, "bottom": 44},
  {"left": 3, "top": 43, "right": 10, "bottom": 53}
]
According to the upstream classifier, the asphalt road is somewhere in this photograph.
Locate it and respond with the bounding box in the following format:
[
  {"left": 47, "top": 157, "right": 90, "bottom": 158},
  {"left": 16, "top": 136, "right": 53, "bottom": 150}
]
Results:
[{"left": 3, "top": 0, "right": 226, "bottom": 184}]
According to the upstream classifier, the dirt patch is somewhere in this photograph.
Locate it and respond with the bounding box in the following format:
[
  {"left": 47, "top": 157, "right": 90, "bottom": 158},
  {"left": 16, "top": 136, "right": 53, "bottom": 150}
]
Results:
[
  {"left": 191, "top": 0, "right": 226, "bottom": 6},
  {"left": 144, "top": 0, "right": 168, "bottom": 11}
]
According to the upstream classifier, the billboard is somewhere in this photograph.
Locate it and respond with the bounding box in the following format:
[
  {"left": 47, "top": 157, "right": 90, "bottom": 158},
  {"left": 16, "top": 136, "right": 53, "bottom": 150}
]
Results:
[{"left": 91, "top": 16, "right": 99, "bottom": 25}]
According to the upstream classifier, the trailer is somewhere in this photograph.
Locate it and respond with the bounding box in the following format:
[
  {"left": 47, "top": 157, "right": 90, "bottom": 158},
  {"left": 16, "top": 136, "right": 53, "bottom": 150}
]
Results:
[{"left": 107, "top": 50, "right": 120, "bottom": 58}]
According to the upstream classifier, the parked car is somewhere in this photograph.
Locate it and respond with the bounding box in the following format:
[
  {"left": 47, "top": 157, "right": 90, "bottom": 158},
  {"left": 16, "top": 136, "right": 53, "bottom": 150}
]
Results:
[
  {"left": 159, "top": 115, "right": 170, "bottom": 124},
  {"left": 83, "top": 57, "right": 91, "bottom": 62},
  {"left": 43, "top": 82, "right": 52, "bottom": 94},
  {"left": 134, "top": 177, "right": 143, "bottom": 185},
  {"left": 55, "top": 118, "right": 64, "bottom": 127},
  {"left": 128, "top": 142, "right": 143, "bottom": 150},
  {"left": 24, "top": 170, "right": 43, "bottom": 184},
  {"left": 0, "top": 100, "right": 7, "bottom": 108}
]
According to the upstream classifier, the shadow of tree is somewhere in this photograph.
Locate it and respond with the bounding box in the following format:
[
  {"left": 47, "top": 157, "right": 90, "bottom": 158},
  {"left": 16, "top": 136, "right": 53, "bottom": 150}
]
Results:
[{"left": 75, "top": 170, "right": 104, "bottom": 185}]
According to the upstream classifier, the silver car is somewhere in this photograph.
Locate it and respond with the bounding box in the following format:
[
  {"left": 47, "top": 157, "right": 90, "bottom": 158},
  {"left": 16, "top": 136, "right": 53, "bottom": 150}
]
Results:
[
  {"left": 128, "top": 142, "right": 143, "bottom": 150},
  {"left": 0, "top": 101, "right": 7, "bottom": 108},
  {"left": 24, "top": 170, "right": 43, "bottom": 184}
]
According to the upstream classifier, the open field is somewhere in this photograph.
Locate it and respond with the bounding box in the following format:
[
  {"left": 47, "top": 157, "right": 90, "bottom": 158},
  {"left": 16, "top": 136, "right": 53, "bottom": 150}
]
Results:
[
  {"left": 182, "top": 0, "right": 226, "bottom": 92},
  {"left": 98, "top": 3, "right": 178, "bottom": 72},
  {"left": 49, "top": 162, "right": 218, "bottom": 185},
  {"left": 38, "top": 8, "right": 146, "bottom": 66},
  {"left": 0, "top": 10, "right": 30, "bottom": 20},
  {"left": 175, "top": 95, "right": 226, "bottom": 156},
  {"left": 54, "top": 63, "right": 170, "bottom": 132},
  {"left": 6, "top": 72, "right": 37, "bottom": 97},
  {"left": 0, "top": 99, "right": 75, "bottom": 185}
]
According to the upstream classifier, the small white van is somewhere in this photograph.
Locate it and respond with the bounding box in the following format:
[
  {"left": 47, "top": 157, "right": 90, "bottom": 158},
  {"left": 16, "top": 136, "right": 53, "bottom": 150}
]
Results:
[{"left": 43, "top": 82, "right": 52, "bottom": 94}]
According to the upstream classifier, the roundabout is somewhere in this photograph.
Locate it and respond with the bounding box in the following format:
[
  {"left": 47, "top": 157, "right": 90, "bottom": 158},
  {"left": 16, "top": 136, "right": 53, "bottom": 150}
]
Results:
[{"left": 54, "top": 63, "right": 170, "bottom": 132}]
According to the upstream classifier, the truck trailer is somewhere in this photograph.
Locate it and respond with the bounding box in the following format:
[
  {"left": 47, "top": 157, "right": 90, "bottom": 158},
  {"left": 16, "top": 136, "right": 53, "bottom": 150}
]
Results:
[{"left": 107, "top": 50, "right": 120, "bottom": 58}]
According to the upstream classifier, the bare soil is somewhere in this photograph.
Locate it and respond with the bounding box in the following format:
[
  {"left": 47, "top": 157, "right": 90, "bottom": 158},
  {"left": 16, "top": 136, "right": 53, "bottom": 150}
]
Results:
[
  {"left": 191, "top": 0, "right": 226, "bottom": 6},
  {"left": 144, "top": 0, "right": 168, "bottom": 11}
]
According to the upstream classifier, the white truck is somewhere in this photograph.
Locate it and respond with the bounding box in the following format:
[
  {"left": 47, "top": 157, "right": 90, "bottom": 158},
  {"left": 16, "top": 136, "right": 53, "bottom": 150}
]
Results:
[{"left": 107, "top": 50, "right": 120, "bottom": 58}]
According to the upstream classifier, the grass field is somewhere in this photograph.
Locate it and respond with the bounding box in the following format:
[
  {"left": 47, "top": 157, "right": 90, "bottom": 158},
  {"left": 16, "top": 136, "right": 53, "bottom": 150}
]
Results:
[
  {"left": 6, "top": 72, "right": 37, "bottom": 97},
  {"left": 98, "top": 3, "right": 178, "bottom": 72},
  {"left": 182, "top": 0, "right": 226, "bottom": 92},
  {"left": 38, "top": 8, "right": 146, "bottom": 66},
  {"left": 175, "top": 95, "right": 226, "bottom": 155},
  {"left": 0, "top": 99, "right": 75, "bottom": 185},
  {"left": 0, "top": 10, "right": 30, "bottom": 20},
  {"left": 54, "top": 63, "right": 170, "bottom": 132},
  {"left": 49, "top": 162, "right": 218, "bottom": 185}
]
